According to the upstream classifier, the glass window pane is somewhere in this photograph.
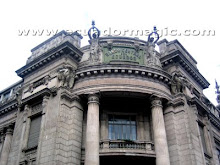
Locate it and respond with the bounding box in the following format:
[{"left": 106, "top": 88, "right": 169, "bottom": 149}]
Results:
[
  {"left": 123, "top": 125, "right": 126, "bottom": 139},
  {"left": 108, "top": 115, "right": 137, "bottom": 141},
  {"left": 127, "top": 125, "right": 130, "bottom": 139},
  {"left": 108, "top": 124, "right": 113, "bottom": 139},
  {"left": 131, "top": 125, "right": 136, "bottom": 140},
  {"left": 115, "top": 125, "right": 119, "bottom": 140},
  {"left": 118, "top": 125, "right": 122, "bottom": 139}
]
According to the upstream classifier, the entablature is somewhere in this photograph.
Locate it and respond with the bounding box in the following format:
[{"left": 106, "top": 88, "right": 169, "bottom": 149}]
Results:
[
  {"left": 161, "top": 50, "right": 209, "bottom": 90},
  {"left": 16, "top": 41, "right": 83, "bottom": 78}
]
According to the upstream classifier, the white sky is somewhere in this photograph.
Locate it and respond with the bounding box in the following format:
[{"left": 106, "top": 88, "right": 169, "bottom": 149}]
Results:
[{"left": 0, "top": 0, "right": 219, "bottom": 105}]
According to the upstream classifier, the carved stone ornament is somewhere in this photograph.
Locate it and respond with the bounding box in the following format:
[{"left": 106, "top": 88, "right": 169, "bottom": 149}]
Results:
[
  {"left": 88, "top": 94, "right": 100, "bottom": 104},
  {"left": 171, "top": 72, "right": 186, "bottom": 95},
  {"left": 89, "top": 39, "right": 102, "bottom": 64},
  {"left": 44, "top": 75, "right": 50, "bottom": 85},
  {"left": 14, "top": 85, "right": 23, "bottom": 105},
  {"left": 27, "top": 83, "right": 34, "bottom": 93},
  {"left": 146, "top": 42, "right": 162, "bottom": 68},
  {"left": 57, "top": 66, "right": 76, "bottom": 88},
  {"left": 151, "top": 96, "right": 162, "bottom": 108}
]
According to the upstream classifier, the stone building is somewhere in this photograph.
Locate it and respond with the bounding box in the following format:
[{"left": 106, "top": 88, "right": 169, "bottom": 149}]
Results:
[{"left": 0, "top": 23, "right": 220, "bottom": 165}]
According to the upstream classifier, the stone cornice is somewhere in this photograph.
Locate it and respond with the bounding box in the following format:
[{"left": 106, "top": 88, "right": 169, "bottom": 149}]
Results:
[
  {"left": 188, "top": 97, "right": 210, "bottom": 113},
  {"left": 0, "top": 118, "right": 16, "bottom": 131},
  {"left": 0, "top": 100, "right": 18, "bottom": 116},
  {"left": 76, "top": 64, "right": 171, "bottom": 86},
  {"left": 188, "top": 97, "right": 220, "bottom": 129},
  {"left": 161, "top": 50, "right": 209, "bottom": 89},
  {"left": 210, "top": 113, "right": 220, "bottom": 130},
  {"left": 167, "top": 39, "right": 197, "bottom": 64},
  {"left": 213, "top": 132, "right": 220, "bottom": 145},
  {"left": 21, "top": 88, "right": 56, "bottom": 105},
  {"left": 16, "top": 41, "right": 83, "bottom": 78},
  {"left": 171, "top": 93, "right": 185, "bottom": 107},
  {"left": 60, "top": 88, "right": 81, "bottom": 103}
]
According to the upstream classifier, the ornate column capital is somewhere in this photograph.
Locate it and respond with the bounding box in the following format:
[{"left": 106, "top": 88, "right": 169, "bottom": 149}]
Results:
[
  {"left": 150, "top": 96, "right": 162, "bottom": 108},
  {"left": 5, "top": 127, "right": 13, "bottom": 135},
  {"left": 88, "top": 93, "right": 100, "bottom": 104},
  {"left": 0, "top": 131, "right": 5, "bottom": 142}
]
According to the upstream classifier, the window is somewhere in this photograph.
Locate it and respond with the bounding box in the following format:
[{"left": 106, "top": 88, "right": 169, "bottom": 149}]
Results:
[
  {"left": 199, "top": 124, "right": 207, "bottom": 153},
  {"left": 217, "top": 148, "right": 220, "bottom": 163},
  {"left": 108, "top": 115, "right": 136, "bottom": 140},
  {"left": 27, "top": 115, "right": 42, "bottom": 148}
]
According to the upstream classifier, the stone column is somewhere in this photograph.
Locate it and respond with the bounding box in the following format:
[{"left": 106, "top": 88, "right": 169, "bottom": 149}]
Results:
[
  {"left": 22, "top": 105, "right": 31, "bottom": 150},
  {"left": 85, "top": 94, "right": 100, "bottom": 165},
  {"left": 151, "top": 97, "right": 170, "bottom": 165},
  {"left": 36, "top": 95, "right": 49, "bottom": 164},
  {"left": 0, "top": 127, "right": 13, "bottom": 165},
  {"left": 0, "top": 131, "right": 5, "bottom": 155}
]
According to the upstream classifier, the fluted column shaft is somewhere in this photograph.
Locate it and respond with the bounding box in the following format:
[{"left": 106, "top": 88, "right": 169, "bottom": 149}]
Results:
[
  {"left": 85, "top": 94, "right": 100, "bottom": 165},
  {"left": 0, "top": 127, "right": 13, "bottom": 165},
  {"left": 151, "top": 97, "right": 170, "bottom": 165}
]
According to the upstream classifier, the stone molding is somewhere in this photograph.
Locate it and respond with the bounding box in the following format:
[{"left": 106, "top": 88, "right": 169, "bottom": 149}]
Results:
[
  {"left": 161, "top": 50, "right": 209, "bottom": 89},
  {"left": 0, "top": 102, "right": 18, "bottom": 116},
  {"left": 21, "top": 88, "right": 56, "bottom": 105},
  {"left": 76, "top": 65, "right": 171, "bottom": 86},
  {"left": 60, "top": 89, "right": 80, "bottom": 101},
  {"left": 16, "top": 42, "right": 82, "bottom": 78}
]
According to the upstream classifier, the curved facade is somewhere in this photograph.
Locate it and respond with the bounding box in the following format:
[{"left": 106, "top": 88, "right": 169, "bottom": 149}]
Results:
[{"left": 0, "top": 29, "right": 220, "bottom": 165}]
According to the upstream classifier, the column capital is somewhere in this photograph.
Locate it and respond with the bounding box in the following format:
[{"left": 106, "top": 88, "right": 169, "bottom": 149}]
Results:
[
  {"left": 150, "top": 96, "right": 162, "bottom": 108},
  {"left": 0, "top": 131, "right": 5, "bottom": 142},
  {"left": 5, "top": 127, "right": 13, "bottom": 135},
  {"left": 88, "top": 93, "right": 100, "bottom": 104}
]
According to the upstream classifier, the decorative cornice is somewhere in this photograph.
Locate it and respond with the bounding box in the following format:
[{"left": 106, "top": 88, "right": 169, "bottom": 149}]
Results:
[
  {"left": 60, "top": 89, "right": 81, "bottom": 103},
  {"left": 0, "top": 100, "right": 18, "bottom": 116},
  {"left": 75, "top": 65, "right": 171, "bottom": 86},
  {"left": 161, "top": 50, "right": 209, "bottom": 89},
  {"left": 210, "top": 113, "right": 220, "bottom": 129},
  {"left": 21, "top": 88, "right": 56, "bottom": 105},
  {"left": 171, "top": 93, "right": 185, "bottom": 107},
  {"left": 189, "top": 97, "right": 209, "bottom": 114},
  {"left": 0, "top": 121, "right": 16, "bottom": 133},
  {"left": 16, "top": 41, "right": 83, "bottom": 78}
]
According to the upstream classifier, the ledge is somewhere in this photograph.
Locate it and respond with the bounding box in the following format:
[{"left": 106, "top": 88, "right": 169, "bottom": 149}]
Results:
[
  {"left": 161, "top": 50, "right": 209, "bottom": 89},
  {"left": 21, "top": 88, "right": 56, "bottom": 105},
  {"left": 75, "top": 65, "right": 171, "bottom": 86},
  {"left": 16, "top": 41, "right": 83, "bottom": 78},
  {"left": 0, "top": 99, "right": 18, "bottom": 116},
  {"left": 100, "top": 140, "right": 155, "bottom": 157}
]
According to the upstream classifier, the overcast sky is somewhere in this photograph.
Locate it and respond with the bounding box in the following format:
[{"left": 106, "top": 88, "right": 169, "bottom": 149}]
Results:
[{"left": 0, "top": 0, "right": 219, "bottom": 105}]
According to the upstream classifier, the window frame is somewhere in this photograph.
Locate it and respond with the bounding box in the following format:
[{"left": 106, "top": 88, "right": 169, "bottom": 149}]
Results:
[{"left": 108, "top": 113, "right": 137, "bottom": 141}]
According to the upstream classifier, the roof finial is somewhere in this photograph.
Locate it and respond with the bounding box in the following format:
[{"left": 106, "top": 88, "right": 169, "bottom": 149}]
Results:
[
  {"left": 148, "top": 26, "right": 159, "bottom": 44},
  {"left": 88, "top": 20, "right": 100, "bottom": 40}
]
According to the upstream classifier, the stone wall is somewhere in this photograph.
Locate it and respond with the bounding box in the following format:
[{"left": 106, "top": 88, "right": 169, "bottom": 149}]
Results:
[
  {"left": 7, "top": 109, "right": 24, "bottom": 165},
  {"left": 164, "top": 97, "right": 206, "bottom": 165}
]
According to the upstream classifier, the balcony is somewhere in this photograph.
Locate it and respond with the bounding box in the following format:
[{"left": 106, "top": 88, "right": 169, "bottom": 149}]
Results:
[{"left": 100, "top": 140, "right": 155, "bottom": 157}]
